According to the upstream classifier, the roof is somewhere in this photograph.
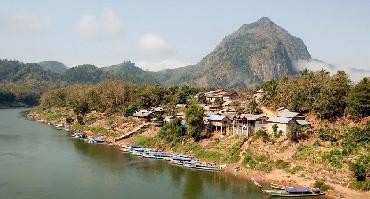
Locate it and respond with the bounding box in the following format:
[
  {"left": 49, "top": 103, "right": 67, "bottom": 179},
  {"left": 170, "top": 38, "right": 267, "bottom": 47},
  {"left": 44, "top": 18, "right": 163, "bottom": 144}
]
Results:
[
  {"left": 133, "top": 110, "right": 153, "bottom": 117},
  {"left": 296, "top": 120, "right": 311, "bottom": 125},
  {"left": 153, "top": 107, "right": 165, "bottom": 112},
  {"left": 240, "top": 114, "right": 265, "bottom": 121},
  {"left": 286, "top": 187, "right": 311, "bottom": 193},
  {"left": 208, "top": 114, "right": 228, "bottom": 121},
  {"left": 267, "top": 116, "right": 291, "bottom": 124},
  {"left": 277, "top": 109, "right": 301, "bottom": 118}
]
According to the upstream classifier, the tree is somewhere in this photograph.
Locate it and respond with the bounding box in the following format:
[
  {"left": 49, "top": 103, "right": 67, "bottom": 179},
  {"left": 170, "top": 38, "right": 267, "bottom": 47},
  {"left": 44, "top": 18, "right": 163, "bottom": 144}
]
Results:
[
  {"left": 346, "top": 78, "right": 370, "bottom": 119},
  {"left": 159, "top": 117, "right": 185, "bottom": 143},
  {"left": 350, "top": 155, "right": 370, "bottom": 181},
  {"left": 314, "top": 71, "right": 350, "bottom": 119},
  {"left": 185, "top": 103, "right": 204, "bottom": 141}
]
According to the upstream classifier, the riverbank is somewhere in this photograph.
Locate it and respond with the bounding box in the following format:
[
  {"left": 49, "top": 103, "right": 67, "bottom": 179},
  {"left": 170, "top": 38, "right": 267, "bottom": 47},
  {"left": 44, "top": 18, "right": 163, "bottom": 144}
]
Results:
[{"left": 28, "top": 108, "right": 369, "bottom": 199}]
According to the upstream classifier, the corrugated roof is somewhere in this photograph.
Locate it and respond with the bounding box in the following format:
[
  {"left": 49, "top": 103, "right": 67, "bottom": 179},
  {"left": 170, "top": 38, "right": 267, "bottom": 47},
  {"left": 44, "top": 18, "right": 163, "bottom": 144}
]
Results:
[
  {"left": 277, "top": 109, "right": 300, "bottom": 118},
  {"left": 267, "top": 116, "right": 291, "bottom": 124},
  {"left": 208, "top": 114, "right": 227, "bottom": 121},
  {"left": 296, "top": 120, "right": 311, "bottom": 125}
]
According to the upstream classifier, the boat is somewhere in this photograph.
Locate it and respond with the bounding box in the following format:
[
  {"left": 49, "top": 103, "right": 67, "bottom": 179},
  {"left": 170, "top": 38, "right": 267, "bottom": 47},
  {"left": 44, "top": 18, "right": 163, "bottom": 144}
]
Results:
[
  {"left": 130, "top": 150, "right": 143, "bottom": 156},
  {"left": 194, "top": 162, "right": 222, "bottom": 171},
  {"left": 55, "top": 124, "right": 64, "bottom": 130},
  {"left": 72, "top": 131, "right": 86, "bottom": 138},
  {"left": 251, "top": 178, "right": 262, "bottom": 188},
  {"left": 263, "top": 187, "right": 324, "bottom": 197},
  {"left": 87, "top": 136, "right": 105, "bottom": 143}
]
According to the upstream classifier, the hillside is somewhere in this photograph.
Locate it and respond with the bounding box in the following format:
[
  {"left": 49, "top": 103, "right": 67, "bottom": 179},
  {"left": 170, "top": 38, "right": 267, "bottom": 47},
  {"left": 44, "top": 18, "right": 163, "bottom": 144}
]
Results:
[
  {"left": 163, "top": 17, "right": 311, "bottom": 87},
  {"left": 39, "top": 61, "right": 68, "bottom": 74}
]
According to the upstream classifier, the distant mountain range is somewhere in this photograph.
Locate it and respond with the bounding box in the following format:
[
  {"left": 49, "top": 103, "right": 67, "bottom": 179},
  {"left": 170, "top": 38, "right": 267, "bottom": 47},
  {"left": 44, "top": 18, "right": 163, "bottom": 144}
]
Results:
[{"left": 4, "top": 17, "right": 361, "bottom": 87}]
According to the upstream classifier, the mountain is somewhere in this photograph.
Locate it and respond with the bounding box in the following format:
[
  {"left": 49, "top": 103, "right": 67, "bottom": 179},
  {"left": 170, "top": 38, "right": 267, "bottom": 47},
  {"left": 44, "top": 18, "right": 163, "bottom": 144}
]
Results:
[
  {"left": 162, "top": 17, "right": 311, "bottom": 87},
  {"left": 0, "top": 17, "right": 313, "bottom": 88},
  {"left": 0, "top": 59, "right": 61, "bottom": 83},
  {"left": 39, "top": 61, "right": 68, "bottom": 74}
]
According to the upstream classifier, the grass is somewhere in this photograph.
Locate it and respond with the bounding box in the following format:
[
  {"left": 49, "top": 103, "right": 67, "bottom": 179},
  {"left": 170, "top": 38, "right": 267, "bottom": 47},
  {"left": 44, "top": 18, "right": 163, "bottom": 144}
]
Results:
[
  {"left": 275, "top": 159, "right": 290, "bottom": 169},
  {"left": 349, "top": 180, "right": 370, "bottom": 191},
  {"left": 46, "top": 111, "right": 63, "bottom": 121},
  {"left": 286, "top": 165, "right": 304, "bottom": 174},
  {"left": 293, "top": 145, "right": 316, "bottom": 160},
  {"left": 321, "top": 149, "right": 343, "bottom": 168}
]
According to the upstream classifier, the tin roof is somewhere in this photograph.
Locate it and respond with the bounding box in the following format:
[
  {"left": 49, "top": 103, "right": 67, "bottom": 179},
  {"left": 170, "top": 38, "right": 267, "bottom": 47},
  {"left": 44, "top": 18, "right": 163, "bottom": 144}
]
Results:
[{"left": 267, "top": 116, "right": 291, "bottom": 124}]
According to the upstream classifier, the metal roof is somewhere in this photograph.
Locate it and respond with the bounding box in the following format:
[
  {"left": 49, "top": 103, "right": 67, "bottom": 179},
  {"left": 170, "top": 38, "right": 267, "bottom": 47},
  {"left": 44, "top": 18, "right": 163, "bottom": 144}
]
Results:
[
  {"left": 267, "top": 116, "right": 291, "bottom": 124},
  {"left": 208, "top": 114, "right": 228, "bottom": 121},
  {"left": 296, "top": 120, "right": 311, "bottom": 125},
  {"left": 277, "top": 109, "right": 300, "bottom": 118}
]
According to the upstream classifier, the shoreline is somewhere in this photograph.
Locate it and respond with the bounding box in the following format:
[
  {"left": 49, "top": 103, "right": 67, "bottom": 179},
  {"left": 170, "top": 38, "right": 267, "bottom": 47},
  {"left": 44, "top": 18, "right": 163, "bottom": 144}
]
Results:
[{"left": 27, "top": 111, "right": 369, "bottom": 199}]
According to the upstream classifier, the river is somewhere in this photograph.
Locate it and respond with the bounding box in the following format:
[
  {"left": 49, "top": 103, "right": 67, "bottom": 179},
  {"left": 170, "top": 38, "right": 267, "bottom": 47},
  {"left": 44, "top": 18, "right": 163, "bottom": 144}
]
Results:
[{"left": 0, "top": 108, "right": 265, "bottom": 199}]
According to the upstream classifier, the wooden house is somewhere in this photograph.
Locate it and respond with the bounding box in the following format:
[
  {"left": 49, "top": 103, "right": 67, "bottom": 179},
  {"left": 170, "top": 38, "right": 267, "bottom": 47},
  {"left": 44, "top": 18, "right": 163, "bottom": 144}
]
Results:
[{"left": 207, "top": 114, "right": 231, "bottom": 135}]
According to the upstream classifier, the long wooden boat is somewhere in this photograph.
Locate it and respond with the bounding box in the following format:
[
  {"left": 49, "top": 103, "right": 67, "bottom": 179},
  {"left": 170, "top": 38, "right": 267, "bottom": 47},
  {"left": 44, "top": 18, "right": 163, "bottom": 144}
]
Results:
[{"left": 263, "top": 187, "right": 324, "bottom": 197}]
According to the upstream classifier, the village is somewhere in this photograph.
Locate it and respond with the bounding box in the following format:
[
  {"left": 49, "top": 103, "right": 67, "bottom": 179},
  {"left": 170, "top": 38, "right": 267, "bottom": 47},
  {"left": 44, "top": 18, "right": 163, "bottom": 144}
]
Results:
[{"left": 131, "top": 88, "right": 311, "bottom": 139}]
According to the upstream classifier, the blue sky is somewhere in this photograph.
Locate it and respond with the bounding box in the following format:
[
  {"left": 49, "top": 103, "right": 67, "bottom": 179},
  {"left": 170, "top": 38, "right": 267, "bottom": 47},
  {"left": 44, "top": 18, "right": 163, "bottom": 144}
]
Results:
[{"left": 0, "top": 0, "right": 369, "bottom": 78}]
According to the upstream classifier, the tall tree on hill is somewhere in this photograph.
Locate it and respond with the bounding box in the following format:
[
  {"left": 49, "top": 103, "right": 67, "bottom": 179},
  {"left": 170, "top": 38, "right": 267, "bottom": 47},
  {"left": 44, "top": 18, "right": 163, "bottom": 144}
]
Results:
[
  {"left": 346, "top": 77, "right": 370, "bottom": 119},
  {"left": 185, "top": 103, "right": 204, "bottom": 141},
  {"left": 315, "top": 71, "right": 350, "bottom": 119}
]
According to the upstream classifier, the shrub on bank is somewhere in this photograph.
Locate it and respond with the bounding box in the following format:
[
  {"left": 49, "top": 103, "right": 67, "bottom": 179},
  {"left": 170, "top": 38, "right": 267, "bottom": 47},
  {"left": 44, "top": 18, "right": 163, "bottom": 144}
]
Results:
[{"left": 313, "top": 179, "right": 330, "bottom": 191}]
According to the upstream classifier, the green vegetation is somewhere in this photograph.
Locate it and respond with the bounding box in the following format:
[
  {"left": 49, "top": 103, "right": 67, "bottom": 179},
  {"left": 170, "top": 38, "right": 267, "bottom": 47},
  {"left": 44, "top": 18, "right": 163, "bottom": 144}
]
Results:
[
  {"left": 256, "top": 129, "right": 269, "bottom": 142},
  {"left": 159, "top": 117, "right": 186, "bottom": 144},
  {"left": 313, "top": 179, "right": 330, "bottom": 191},
  {"left": 293, "top": 145, "right": 316, "bottom": 160},
  {"left": 275, "top": 159, "right": 290, "bottom": 169},
  {"left": 184, "top": 103, "right": 205, "bottom": 141},
  {"left": 261, "top": 69, "right": 369, "bottom": 120},
  {"left": 39, "top": 80, "right": 199, "bottom": 114}
]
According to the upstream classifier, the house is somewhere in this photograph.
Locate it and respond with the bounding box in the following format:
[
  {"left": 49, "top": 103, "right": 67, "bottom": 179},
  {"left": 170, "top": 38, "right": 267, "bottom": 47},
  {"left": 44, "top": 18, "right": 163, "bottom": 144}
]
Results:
[
  {"left": 266, "top": 116, "right": 311, "bottom": 135},
  {"left": 204, "top": 89, "right": 237, "bottom": 104},
  {"left": 207, "top": 114, "right": 231, "bottom": 135},
  {"left": 266, "top": 116, "right": 292, "bottom": 135},
  {"left": 253, "top": 89, "right": 265, "bottom": 102},
  {"left": 152, "top": 106, "right": 166, "bottom": 114},
  {"left": 133, "top": 110, "right": 153, "bottom": 121},
  {"left": 232, "top": 114, "right": 268, "bottom": 136}
]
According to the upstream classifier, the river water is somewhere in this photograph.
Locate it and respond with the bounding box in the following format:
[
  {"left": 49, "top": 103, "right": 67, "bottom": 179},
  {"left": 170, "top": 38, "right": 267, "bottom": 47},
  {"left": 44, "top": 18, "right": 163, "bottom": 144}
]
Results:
[{"left": 0, "top": 108, "right": 265, "bottom": 199}]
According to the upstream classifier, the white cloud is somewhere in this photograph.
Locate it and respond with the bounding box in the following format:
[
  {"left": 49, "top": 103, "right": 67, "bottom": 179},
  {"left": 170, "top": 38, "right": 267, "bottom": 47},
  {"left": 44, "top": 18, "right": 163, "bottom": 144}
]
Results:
[
  {"left": 77, "top": 8, "right": 122, "bottom": 38},
  {"left": 139, "top": 33, "right": 174, "bottom": 53},
  {"left": 1, "top": 12, "right": 51, "bottom": 33},
  {"left": 137, "top": 59, "right": 192, "bottom": 71}
]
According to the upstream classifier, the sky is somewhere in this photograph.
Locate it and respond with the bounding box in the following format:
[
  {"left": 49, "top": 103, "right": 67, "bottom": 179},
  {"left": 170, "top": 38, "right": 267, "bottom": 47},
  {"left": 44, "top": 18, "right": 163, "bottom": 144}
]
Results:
[{"left": 0, "top": 0, "right": 369, "bottom": 79}]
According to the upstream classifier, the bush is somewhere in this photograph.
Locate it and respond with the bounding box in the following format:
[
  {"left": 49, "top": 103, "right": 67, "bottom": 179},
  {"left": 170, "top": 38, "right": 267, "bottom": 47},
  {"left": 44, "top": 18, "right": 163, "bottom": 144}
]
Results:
[
  {"left": 350, "top": 155, "right": 369, "bottom": 181},
  {"left": 322, "top": 149, "right": 343, "bottom": 168},
  {"left": 293, "top": 145, "right": 315, "bottom": 160},
  {"left": 123, "top": 105, "right": 137, "bottom": 116},
  {"left": 243, "top": 154, "right": 257, "bottom": 169},
  {"left": 256, "top": 163, "right": 272, "bottom": 173},
  {"left": 287, "top": 166, "right": 304, "bottom": 174},
  {"left": 313, "top": 179, "right": 330, "bottom": 191},
  {"left": 318, "top": 128, "right": 338, "bottom": 142},
  {"left": 275, "top": 159, "right": 290, "bottom": 169},
  {"left": 255, "top": 154, "right": 269, "bottom": 162},
  {"left": 66, "top": 116, "right": 74, "bottom": 124},
  {"left": 350, "top": 180, "right": 370, "bottom": 191},
  {"left": 256, "top": 129, "right": 269, "bottom": 142}
]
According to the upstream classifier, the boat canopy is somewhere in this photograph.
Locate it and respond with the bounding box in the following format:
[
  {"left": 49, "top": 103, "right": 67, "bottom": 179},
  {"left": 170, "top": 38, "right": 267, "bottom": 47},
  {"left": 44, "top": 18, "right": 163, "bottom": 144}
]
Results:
[{"left": 285, "top": 187, "right": 311, "bottom": 193}]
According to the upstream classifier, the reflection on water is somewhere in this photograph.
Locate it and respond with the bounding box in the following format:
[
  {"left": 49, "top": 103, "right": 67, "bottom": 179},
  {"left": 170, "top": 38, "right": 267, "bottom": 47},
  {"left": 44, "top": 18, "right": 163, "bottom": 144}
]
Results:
[{"left": 0, "top": 108, "right": 264, "bottom": 199}]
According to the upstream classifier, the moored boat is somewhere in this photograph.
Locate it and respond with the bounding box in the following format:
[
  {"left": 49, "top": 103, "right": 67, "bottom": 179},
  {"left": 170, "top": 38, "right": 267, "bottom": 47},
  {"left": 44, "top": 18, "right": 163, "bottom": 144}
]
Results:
[{"left": 263, "top": 187, "right": 324, "bottom": 197}]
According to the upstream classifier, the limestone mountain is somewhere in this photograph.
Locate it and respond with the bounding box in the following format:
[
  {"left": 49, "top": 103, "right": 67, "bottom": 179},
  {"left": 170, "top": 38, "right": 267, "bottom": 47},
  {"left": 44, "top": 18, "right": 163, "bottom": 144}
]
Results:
[{"left": 162, "top": 17, "right": 311, "bottom": 87}]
